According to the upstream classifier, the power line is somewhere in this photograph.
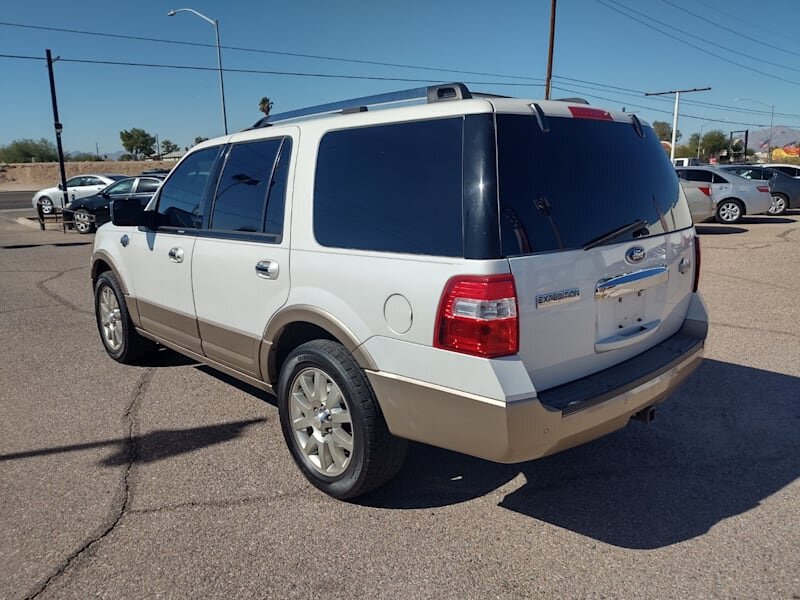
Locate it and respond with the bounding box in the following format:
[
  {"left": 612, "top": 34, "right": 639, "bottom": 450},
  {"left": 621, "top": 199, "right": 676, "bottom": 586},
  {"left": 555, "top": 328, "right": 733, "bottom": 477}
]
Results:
[
  {"left": 660, "top": 0, "right": 800, "bottom": 59},
  {"left": 0, "top": 53, "right": 545, "bottom": 86},
  {"left": 0, "top": 20, "right": 542, "bottom": 83},
  {"left": 596, "top": 0, "right": 800, "bottom": 87},
  {"left": 694, "top": 0, "right": 800, "bottom": 48}
]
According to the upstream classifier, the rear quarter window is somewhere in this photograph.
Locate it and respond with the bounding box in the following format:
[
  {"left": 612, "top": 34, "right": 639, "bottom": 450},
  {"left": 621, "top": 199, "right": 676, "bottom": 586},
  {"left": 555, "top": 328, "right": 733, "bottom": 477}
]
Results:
[{"left": 313, "top": 117, "right": 464, "bottom": 256}]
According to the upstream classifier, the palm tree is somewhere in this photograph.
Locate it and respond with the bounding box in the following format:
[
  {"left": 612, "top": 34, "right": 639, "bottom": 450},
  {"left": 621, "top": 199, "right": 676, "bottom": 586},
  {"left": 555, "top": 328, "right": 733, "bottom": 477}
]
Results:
[{"left": 258, "top": 97, "right": 274, "bottom": 117}]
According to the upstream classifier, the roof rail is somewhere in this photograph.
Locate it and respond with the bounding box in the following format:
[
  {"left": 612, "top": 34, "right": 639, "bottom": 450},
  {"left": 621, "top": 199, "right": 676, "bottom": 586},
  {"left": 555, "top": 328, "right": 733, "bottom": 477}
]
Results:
[
  {"left": 251, "top": 82, "right": 472, "bottom": 128},
  {"left": 553, "top": 97, "right": 590, "bottom": 105}
]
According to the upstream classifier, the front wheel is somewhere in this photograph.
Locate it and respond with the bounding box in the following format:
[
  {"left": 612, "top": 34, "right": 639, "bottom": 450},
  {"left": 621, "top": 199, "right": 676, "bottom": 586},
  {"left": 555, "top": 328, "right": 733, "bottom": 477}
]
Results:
[
  {"left": 38, "top": 196, "right": 54, "bottom": 215},
  {"left": 768, "top": 194, "right": 788, "bottom": 215},
  {"left": 94, "top": 271, "right": 156, "bottom": 363},
  {"left": 277, "top": 340, "right": 406, "bottom": 499},
  {"left": 716, "top": 199, "right": 744, "bottom": 224},
  {"left": 73, "top": 209, "right": 95, "bottom": 234}
]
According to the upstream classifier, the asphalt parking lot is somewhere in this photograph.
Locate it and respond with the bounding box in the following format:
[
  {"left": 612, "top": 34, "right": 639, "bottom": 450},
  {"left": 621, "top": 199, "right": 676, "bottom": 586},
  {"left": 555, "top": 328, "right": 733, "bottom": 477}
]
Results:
[{"left": 1, "top": 210, "right": 798, "bottom": 599}]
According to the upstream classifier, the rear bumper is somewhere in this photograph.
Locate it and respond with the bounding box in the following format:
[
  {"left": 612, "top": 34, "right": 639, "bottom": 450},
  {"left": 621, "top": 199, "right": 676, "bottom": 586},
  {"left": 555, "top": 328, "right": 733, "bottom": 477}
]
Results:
[{"left": 367, "top": 297, "right": 707, "bottom": 464}]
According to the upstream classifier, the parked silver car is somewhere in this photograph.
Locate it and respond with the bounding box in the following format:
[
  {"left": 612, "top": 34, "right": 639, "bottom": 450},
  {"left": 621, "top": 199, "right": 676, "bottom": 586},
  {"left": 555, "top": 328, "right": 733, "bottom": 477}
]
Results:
[
  {"left": 679, "top": 180, "right": 715, "bottom": 223},
  {"left": 675, "top": 166, "right": 772, "bottom": 223},
  {"left": 31, "top": 173, "right": 127, "bottom": 215}
]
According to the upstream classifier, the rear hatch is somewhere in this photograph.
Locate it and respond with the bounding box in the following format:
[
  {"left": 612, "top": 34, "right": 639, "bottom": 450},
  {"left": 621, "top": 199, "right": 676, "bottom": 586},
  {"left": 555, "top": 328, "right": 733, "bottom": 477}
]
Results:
[{"left": 493, "top": 107, "right": 697, "bottom": 391}]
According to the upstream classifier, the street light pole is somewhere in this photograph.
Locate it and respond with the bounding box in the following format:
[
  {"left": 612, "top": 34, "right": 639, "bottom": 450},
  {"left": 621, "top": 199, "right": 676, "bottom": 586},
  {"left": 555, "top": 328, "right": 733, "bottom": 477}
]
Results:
[
  {"left": 645, "top": 87, "right": 711, "bottom": 162},
  {"left": 168, "top": 8, "right": 228, "bottom": 135}
]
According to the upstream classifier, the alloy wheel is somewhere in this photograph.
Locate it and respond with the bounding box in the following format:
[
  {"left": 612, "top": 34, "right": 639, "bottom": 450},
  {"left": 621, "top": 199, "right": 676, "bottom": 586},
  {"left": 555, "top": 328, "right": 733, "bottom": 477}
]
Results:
[
  {"left": 98, "top": 285, "right": 123, "bottom": 351},
  {"left": 718, "top": 201, "right": 741, "bottom": 223},
  {"left": 289, "top": 367, "right": 353, "bottom": 477}
]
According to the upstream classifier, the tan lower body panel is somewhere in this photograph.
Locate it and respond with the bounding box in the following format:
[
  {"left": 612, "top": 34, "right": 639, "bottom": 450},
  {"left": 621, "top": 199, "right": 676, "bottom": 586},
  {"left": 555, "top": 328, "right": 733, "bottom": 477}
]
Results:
[
  {"left": 198, "top": 319, "right": 262, "bottom": 378},
  {"left": 366, "top": 345, "right": 703, "bottom": 464},
  {"left": 137, "top": 299, "right": 202, "bottom": 355}
]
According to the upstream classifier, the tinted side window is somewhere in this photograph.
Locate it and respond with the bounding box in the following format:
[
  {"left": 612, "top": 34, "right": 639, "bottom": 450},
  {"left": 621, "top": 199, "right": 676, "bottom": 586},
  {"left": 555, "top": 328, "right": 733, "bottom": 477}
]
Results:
[
  {"left": 314, "top": 118, "right": 463, "bottom": 256},
  {"left": 137, "top": 178, "right": 161, "bottom": 193},
  {"left": 156, "top": 146, "right": 222, "bottom": 229},
  {"left": 712, "top": 173, "right": 729, "bottom": 184},
  {"left": 682, "top": 170, "right": 713, "bottom": 183},
  {"left": 210, "top": 138, "right": 283, "bottom": 234},
  {"left": 265, "top": 140, "right": 291, "bottom": 240}
]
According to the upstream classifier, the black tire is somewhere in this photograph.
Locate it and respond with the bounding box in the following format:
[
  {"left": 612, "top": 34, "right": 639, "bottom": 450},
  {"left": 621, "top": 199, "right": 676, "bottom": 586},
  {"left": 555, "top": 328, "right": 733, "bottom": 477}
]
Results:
[
  {"left": 39, "top": 196, "right": 54, "bottom": 215},
  {"left": 277, "top": 340, "right": 407, "bottom": 499},
  {"left": 768, "top": 194, "right": 788, "bottom": 216},
  {"left": 74, "top": 209, "right": 95, "bottom": 234},
  {"left": 93, "top": 271, "right": 157, "bottom": 363},
  {"left": 715, "top": 198, "right": 744, "bottom": 224}
]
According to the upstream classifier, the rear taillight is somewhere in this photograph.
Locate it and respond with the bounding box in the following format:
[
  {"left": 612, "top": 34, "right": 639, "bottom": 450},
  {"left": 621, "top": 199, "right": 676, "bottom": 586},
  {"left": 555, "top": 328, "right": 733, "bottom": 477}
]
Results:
[
  {"left": 757, "top": 185, "right": 770, "bottom": 193},
  {"left": 435, "top": 274, "right": 519, "bottom": 358},
  {"left": 693, "top": 235, "right": 701, "bottom": 292},
  {"left": 698, "top": 186, "right": 712, "bottom": 197}
]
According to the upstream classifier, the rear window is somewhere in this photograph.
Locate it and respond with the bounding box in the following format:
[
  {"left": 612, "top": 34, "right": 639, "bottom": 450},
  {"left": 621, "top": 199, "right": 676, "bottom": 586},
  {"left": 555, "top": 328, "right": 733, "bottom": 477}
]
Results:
[
  {"left": 496, "top": 114, "right": 691, "bottom": 255},
  {"left": 314, "top": 117, "right": 463, "bottom": 256}
]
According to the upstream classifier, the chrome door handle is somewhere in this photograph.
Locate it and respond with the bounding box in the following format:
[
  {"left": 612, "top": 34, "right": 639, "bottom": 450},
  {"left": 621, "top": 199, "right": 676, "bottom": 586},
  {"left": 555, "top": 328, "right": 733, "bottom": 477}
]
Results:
[
  {"left": 255, "top": 260, "right": 279, "bottom": 280},
  {"left": 168, "top": 247, "right": 184, "bottom": 263},
  {"left": 595, "top": 265, "right": 668, "bottom": 299}
]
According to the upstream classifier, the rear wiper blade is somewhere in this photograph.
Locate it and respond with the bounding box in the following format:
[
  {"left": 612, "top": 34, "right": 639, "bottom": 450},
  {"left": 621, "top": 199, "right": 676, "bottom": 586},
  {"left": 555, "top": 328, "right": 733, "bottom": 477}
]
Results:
[{"left": 582, "top": 219, "right": 648, "bottom": 251}]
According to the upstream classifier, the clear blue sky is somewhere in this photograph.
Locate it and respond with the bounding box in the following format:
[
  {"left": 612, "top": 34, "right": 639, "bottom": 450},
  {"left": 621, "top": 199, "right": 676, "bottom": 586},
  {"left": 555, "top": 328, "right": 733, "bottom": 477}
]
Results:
[{"left": 2, "top": 0, "right": 799, "bottom": 155}]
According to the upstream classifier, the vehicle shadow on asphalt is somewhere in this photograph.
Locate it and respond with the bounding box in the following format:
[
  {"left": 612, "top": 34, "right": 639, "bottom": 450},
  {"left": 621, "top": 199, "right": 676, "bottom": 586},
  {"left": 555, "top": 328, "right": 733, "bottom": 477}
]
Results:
[
  {"left": 359, "top": 359, "right": 800, "bottom": 550},
  {"left": 0, "top": 241, "right": 93, "bottom": 249},
  {"left": 0, "top": 419, "right": 266, "bottom": 466},
  {"left": 696, "top": 225, "right": 748, "bottom": 235},
  {"left": 740, "top": 216, "right": 796, "bottom": 224}
]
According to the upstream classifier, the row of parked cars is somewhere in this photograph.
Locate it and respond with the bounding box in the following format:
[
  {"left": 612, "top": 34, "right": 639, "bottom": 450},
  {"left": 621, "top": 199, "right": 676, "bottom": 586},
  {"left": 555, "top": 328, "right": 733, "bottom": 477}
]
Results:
[
  {"left": 678, "top": 162, "right": 800, "bottom": 224},
  {"left": 31, "top": 170, "right": 170, "bottom": 233}
]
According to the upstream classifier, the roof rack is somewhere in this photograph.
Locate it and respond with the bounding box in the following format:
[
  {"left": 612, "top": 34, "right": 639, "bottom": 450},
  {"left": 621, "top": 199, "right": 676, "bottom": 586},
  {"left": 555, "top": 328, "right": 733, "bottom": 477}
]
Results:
[{"left": 251, "top": 82, "right": 473, "bottom": 128}]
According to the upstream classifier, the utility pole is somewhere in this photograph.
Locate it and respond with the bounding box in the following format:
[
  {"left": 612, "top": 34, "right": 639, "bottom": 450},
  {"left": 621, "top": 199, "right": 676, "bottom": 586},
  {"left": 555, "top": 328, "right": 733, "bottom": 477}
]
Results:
[
  {"left": 645, "top": 87, "right": 711, "bottom": 162},
  {"left": 544, "top": 0, "right": 557, "bottom": 100},
  {"left": 46, "top": 49, "right": 68, "bottom": 233}
]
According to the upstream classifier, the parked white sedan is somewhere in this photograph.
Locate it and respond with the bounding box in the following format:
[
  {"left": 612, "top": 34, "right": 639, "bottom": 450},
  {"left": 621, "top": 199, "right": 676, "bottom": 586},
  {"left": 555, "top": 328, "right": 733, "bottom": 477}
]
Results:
[
  {"left": 31, "top": 173, "right": 127, "bottom": 215},
  {"left": 676, "top": 166, "right": 772, "bottom": 223}
]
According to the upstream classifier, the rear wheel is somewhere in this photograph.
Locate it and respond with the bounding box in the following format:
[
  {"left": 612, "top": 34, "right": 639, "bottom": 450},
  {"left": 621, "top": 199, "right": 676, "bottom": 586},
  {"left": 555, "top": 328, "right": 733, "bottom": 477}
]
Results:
[
  {"left": 94, "top": 271, "right": 156, "bottom": 363},
  {"left": 277, "top": 340, "right": 407, "bottom": 499},
  {"left": 38, "top": 197, "right": 54, "bottom": 215},
  {"left": 716, "top": 199, "right": 744, "bottom": 223},
  {"left": 768, "top": 194, "right": 788, "bottom": 215},
  {"left": 73, "top": 209, "right": 95, "bottom": 234}
]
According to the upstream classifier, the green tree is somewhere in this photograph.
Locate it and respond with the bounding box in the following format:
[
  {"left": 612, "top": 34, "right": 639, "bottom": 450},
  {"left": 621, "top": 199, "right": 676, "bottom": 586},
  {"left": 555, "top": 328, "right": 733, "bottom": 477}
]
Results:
[
  {"left": 652, "top": 121, "right": 682, "bottom": 142},
  {"left": 193, "top": 136, "right": 209, "bottom": 146},
  {"left": 119, "top": 128, "right": 156, "bottom": 159},
  {"left": 258, "top": 96, "right": 274, "bottom": 117},
  {"left": 701, "top": 130, "right": 727, "bottom": 159},
  {"left": 160, "top": 139, "right": 180, "bottom": 154},
  {"left": 0, "top": 138, "right": 58, "bottom": 163},
  {"left": 66, "top": 151, "right": 102, "bottom": 162}
]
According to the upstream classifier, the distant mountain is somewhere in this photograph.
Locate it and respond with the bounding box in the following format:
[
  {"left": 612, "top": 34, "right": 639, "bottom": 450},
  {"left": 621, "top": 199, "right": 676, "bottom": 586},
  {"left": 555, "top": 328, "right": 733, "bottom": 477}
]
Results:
[{"left": 745, "top": 126, "right": 800, "bottom": 150}]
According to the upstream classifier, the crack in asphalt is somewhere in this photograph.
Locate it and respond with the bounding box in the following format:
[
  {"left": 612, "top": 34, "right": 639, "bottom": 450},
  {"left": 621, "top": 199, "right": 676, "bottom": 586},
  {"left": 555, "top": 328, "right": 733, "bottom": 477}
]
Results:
[
  {"left": 128, "top": 490, "right": 304, "bottom": 516},
  {"left": 702, "top": 269, "right": 796, "bottom": 292},
  {"left": 25, "top": 368, "right": 153, "bottom": 600},
  {"left": 35, "top": 266, "right": 92, "bottom": 316},
  {"left": 709, "top": 321, "right": 799, "bottom": 339}
]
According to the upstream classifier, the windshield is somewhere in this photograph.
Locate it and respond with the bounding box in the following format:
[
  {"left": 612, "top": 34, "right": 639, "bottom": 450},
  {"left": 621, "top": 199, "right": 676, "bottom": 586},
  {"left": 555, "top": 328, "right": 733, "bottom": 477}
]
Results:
[
  {"left": 496, "top": 114, "right": 692, "bottom": 255},
  {"left": 104, "top": 178, "right": 135, "bottom": 195}
]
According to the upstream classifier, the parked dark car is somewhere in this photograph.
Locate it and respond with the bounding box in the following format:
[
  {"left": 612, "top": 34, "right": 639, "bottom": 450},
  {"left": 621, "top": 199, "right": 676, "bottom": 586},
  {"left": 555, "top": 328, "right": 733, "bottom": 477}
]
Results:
[
  {"left": 65, "top": 175, "right": 165, "bottom": 233},
  {"left": 718, "top": 164, "right": 800, "bottom": 215}
]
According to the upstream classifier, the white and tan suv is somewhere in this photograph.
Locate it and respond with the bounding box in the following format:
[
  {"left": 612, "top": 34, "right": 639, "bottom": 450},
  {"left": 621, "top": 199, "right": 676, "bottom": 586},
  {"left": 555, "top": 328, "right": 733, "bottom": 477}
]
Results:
[{"left": 91, "top": 83, "right": 708, "bottom": 499}]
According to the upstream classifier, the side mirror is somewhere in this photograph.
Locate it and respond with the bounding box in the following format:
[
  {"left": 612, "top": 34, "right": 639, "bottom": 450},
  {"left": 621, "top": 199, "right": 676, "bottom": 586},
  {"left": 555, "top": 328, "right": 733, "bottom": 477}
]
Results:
[
  {"left": 57, "top": 183, "right": 63, "bottom": 190},
  {"left": 111, "top": 197, "right": 153, "bottom": 228}
]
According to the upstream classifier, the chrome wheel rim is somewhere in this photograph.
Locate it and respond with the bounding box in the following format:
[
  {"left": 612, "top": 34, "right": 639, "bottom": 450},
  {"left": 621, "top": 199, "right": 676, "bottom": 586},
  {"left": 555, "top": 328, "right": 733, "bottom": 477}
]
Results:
[
  {"left": 718, "top": 202, "right": 741, "bottom": 222},
  {"left": 40, "top": 198, "right": 53, "bottom": 214},
  {"left": 769, "top": 195, "right": 786, "bottom": 214},
  {"left": 289, "top": 367, "right": 353, "bottom": 477},
  {"left": 98, "top": 286, "right": 123, "bottom": 351},
  {"left": 74, "top": 210, "right": 92, "bottom": 233}
]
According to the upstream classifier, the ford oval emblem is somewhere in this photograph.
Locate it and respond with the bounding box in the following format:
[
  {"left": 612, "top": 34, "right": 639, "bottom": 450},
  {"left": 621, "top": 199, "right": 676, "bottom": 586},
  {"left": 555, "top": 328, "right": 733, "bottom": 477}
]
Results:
[{"left": 626, "top": 246, "right": 646, "bottom": 263}]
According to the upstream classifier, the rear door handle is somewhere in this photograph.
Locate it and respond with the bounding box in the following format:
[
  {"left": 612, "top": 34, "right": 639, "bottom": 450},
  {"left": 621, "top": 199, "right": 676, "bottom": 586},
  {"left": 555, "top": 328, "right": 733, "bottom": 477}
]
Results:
[
  {"left": 255, "top": 260, "right": 279, "bottom": 280},
  {"left": 168, "top": 247, "right": 184, "bottom": 263}
]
